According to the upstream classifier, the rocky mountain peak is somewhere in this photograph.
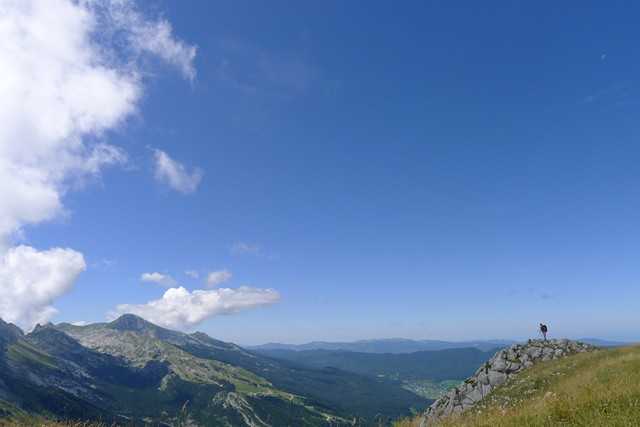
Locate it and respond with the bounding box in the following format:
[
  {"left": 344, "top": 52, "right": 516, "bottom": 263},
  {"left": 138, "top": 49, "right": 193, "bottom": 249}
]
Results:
[
  {"left": 27, "top": 323, "right": 86, "bottom": 355},
  {"left": 108, "top": 314, "right": 158, "bottom": 333},
  {"left": 0, "top": 318, "right": 24, "bottom": 344},
  {"left": 32, "top": 322, "right": 54, "bottom": 333},
  {"left": 420, "top": 339, "right": 597, "bottom": 425}
]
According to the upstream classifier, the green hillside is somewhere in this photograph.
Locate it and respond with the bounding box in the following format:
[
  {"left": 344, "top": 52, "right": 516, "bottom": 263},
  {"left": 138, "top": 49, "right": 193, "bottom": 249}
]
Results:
[{"left": 397, "top": 345, "right": 640, "bottom": 426}]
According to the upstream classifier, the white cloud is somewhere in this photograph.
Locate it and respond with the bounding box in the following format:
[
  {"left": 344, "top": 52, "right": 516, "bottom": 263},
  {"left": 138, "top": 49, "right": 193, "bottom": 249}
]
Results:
[
  {"left": 0, "top": 0, "right": 195, "bottom": 328},
  {"left": 206, "top": 269, "right": 232, "bottom": 287},
  {"left": 153, "top": 149, "right": 203, "bottom": 194},
  {"left": 0, "top": 246, "right": 86, "bottom": 330},
  {"left": 141, "top": 272, "right": 177, "bottom": 287},
  {"left": 71, "top": 320, "right": 89, "bottom": 326},
  {"left": 109, "top": 286, "right": 280, "bottom": 330},
  {"left": 185, "top": 269, "right": 199, "bottom": 279},
  {"left": 231, "top": 242, "right": 261, "bottom": 256}
]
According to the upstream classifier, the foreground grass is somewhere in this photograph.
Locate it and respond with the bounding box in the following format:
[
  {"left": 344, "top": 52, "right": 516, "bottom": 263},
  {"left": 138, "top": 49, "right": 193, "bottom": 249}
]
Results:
[{"left": 396, "top": 345, "right": 640, "bottom": 427}]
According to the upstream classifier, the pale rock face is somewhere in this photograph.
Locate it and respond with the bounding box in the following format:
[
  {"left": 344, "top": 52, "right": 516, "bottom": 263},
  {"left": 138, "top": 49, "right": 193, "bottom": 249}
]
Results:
[
  {"left": 419, "top": 339, "right": 596, "bottom": 426},
  {"left": 476, "top": 372, "right": 489, "bottom": 385},
  {"left": 466, "top": 388, "right": 483, "bottom": 403},
  {"left": 507, "top": 361, "right": 521, "bottom": 372},
  {"left": 527, "top": 347, "right": 542, "bottom": 358},
  {"left": 480, "top": 383, "right": 492, "bottom": 397},
  {"left": 487, "top": 370, "right": 507, "bottom": 385},
  {"left": 491, "top": 357, "right": 508, "bottom": 371}
]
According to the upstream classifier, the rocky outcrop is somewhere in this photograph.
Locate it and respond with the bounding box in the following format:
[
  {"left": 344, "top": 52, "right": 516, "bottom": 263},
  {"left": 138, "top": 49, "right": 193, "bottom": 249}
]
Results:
[{"left": 420, "top": 339, "right": 596, "bottom": 426}]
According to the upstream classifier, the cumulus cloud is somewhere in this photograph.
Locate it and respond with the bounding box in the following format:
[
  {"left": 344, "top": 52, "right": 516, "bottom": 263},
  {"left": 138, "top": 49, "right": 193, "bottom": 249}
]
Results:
[
  {"left": 109, "top": 286, "right": 280, "bottom": 330},
  {"left": 141, "top": 272, "right": 178, "bottom": 287},
  {"left": 206, "top": 269, "right": 232, "bottom": 287},
  {"left": 0, "top": 0, "right": 195, "bottom": 329},
  {"left": 153, "top": 149, "right": 203, "bottom": 194},
  {"left": 0, "top": 246, "right": 86, "bottom": 330}
]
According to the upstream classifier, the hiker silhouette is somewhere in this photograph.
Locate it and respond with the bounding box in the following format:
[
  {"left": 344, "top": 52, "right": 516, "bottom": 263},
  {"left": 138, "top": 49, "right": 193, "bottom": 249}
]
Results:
[{"left": 539, "top": 323, "right": 548, "bottom": 341}]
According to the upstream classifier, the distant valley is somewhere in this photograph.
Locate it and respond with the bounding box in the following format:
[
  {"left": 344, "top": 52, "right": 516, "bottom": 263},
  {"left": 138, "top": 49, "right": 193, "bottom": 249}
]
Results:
[{"left": 254, "top": 347, "right": 498, "bottom": 399}]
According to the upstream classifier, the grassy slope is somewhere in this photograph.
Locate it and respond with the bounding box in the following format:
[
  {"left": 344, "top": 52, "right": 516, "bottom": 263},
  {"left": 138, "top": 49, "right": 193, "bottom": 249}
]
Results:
[{"left": 397, "top": 345, "right": 640, "bottom": 427}]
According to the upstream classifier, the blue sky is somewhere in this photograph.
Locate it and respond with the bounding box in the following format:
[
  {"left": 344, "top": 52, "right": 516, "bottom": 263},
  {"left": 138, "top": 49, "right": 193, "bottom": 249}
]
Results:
[{"left": 2, "top": 1, "right": 640, "bottom": 344}]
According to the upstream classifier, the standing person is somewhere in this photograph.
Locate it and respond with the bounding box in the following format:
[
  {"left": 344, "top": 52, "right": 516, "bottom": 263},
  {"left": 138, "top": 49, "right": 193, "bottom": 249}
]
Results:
[{"left": 539, "top": 323, "right": 548, "bottom": 341}]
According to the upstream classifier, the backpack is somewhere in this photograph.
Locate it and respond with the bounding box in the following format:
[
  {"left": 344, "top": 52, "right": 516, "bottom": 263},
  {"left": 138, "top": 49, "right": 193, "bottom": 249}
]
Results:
[{"left": 541, "top": 324, "right": 548, "bottom": 333}]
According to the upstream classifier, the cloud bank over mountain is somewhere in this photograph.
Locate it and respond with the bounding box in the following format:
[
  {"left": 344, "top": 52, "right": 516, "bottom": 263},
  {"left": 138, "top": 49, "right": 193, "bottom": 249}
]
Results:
[{"left": 109, "top": 286, "right": 280, "bottom": 330}]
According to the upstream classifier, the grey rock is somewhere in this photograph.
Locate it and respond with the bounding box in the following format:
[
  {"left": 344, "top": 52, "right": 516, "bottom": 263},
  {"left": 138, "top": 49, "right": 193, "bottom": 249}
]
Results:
[
  {"left": 492, "top": 357, "right": 508, "bottom": 371},
  {"left": 466, "top": 387, "right": 483, "bottom": 403},
  {"left": 480, "top": 383, "right": 493, "bottom": 397},
  {"left": 527, "top": 347, "right": 542, "bottom": 358},
  {"left": 507, "top": 362, "right": 521, "bottom": 373},
  {"left": 476, "top": 371, "right": 489, "bottom": 385},
  {"left": 488, "top": 370, "right": 507, "bottom": 386}
]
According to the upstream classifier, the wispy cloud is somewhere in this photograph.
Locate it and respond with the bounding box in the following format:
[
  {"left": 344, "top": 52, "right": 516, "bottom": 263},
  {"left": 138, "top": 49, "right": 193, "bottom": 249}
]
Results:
[
  {"left": 140, "top": 272, "right": 178, "bottom": 287},
  {"left": 506, "top": 287, "right": 554, "bottom": 301},
  {"left": 90, "top": 258, "right": 117, "bottom": 271},
  {"left": 582, "top": 82, "right": 633, "bottom": 107},
  {"left": 230, "top": 242, "right": 279, "bottom": 259},
  {"left": 214, "top": 38, "right": 320, "bottom": 99},
  {"left": 231, "top": 242, "right": 262, "bottom": 256},
  {"left": 185, "top": 270, "right": 200, "bottom": 279},
  {"left": 152, "top": 149, "right": 203, "bottom": 194},
  {"left": 206, "top": 269, "right": 232, "bottom": 287}
]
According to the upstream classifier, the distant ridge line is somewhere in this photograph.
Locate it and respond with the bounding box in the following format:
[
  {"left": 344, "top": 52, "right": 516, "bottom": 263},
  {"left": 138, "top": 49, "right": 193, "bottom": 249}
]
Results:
[{"left": 249, "top": 337, "right": 630, "bottom": 354}]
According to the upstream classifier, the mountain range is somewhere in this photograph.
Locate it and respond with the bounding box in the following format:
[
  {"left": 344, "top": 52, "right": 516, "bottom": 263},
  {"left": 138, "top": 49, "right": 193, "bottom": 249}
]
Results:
[
  {"left": 0, "top": 315, "right": 429, "bottom": 426},
  {"left": 2, "top": 315, "right": 627, "bottom": 426}
]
